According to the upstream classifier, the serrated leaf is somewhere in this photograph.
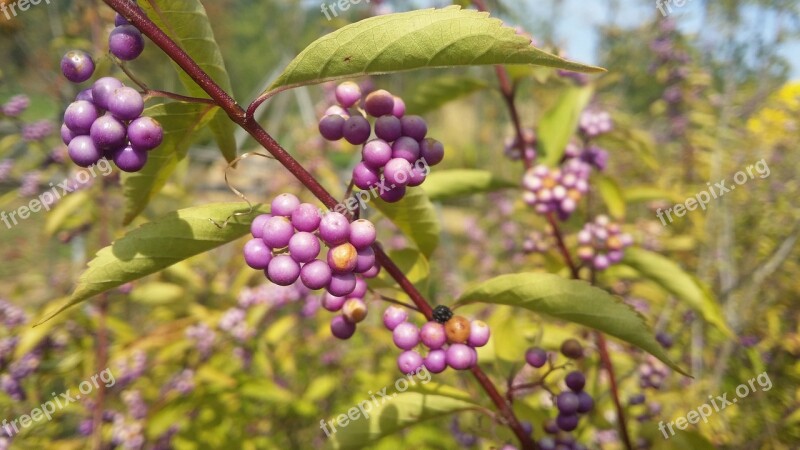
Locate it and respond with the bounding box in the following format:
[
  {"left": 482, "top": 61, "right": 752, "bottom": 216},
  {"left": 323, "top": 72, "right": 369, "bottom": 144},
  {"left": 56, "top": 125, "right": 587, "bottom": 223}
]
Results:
[
  {"left": 122, "top": 102, "right": 217, "bottom": 224},
  {"left": 404, "top": 76, "right": 489, "bottom": 114},
  {"left": 37, "top": 203, "right": 267, "bottom": 324},
  {"left": 456, "top": 273, "right": 689, "bottom": 376},
  {"left": 141, "top": 0, "right": 237, "bottom": 161},
  {"left": 329, "top": 392, "right": 478, "bottom": 449},
  {"left": 423, "top": 169, "right": 517, "bottom": 201},
  {"left": 537, "top": 86, "right": 593, "bottom": 166},
  {"left": 371, "top": 187, "right": 439, "bottom": 258},
  {"left": 265, "top": 6, "right": 603, "bottom": 96},
  {"left": 622, "top": 248, "right": 733, "bottom": 337},
  {"left": 596, "top": 175, "right": 625, "bottom": 219}
]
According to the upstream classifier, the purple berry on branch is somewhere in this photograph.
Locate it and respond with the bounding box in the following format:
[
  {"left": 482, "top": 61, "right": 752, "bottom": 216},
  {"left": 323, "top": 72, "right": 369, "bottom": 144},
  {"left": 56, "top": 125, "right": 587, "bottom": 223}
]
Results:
[
  {"left": 127, "top": 116, "right": 164, "bottom": 151},
  {"left": 60, "top": 50, "right": 95, "bottom": 83},
  {"left": 111, "top": 145, "right": 148, "bottom": 172},
  {"left": 109, "top": 25, "right": 146, "bottom": 61},
  {"left": 300, "top": 260, "right": 332, "bottom": 290},
  {"left": 91, "top": 77, "right": 124, "bottom": 110},
  {"left": 383, "top": 306, "right": 408, "bottom": 330},
  {"left": 364, "top": 89, "right": 395, "bottom": 117}
]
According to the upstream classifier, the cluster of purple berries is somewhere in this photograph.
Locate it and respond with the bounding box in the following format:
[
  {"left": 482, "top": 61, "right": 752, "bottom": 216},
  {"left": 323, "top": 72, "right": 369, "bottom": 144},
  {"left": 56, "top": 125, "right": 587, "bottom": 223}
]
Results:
[
  {"left": 321, "top": 277, "right": 370, "bottom": 340},
  {"left": 521, "top": 160, "right": 590, "bottom": 219},
  {"left": 578, "top": 108, "right": 613, "bottom": 138},
  {"left": 1, "top": 95, "right": 29, "bottom": 117},
  {"left": 383, "top": 305, "right": 490, "bottom": 375},
  {"left": 575, "top": 215, "right": 633, "bottom": 270},
  {"left": 503, "top": 128, "right": 537, "bottom": 161},
  {"left": 244, "top": 193, "right": 379, "bottom": 297},
  {"left": 319, "top": 82, "right": 445, "bottom": 203}
]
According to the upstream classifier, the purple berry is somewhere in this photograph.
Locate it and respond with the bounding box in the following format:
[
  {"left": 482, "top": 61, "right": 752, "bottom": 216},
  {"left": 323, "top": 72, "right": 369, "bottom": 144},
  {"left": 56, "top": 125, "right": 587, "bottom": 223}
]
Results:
[
  {"left": 392, "top": 96, "right": 406, "bottom": 117},
  {"left": 109, "top": 25, "right": 145, "bottom": 61},
  {"left": 300, "top": 259, "right": 332, "bottom": 290},
  {"left": 556, "top": 413, "right": 579, "bottom": 432},
  {"left": 108, "top": 87, "right": 144, "bottom": 121},
  {"left": 397, "top": 350, "right": 424, "bottom": 374},
  {"left": 267, "top": 255, "right": 301, "bottom": 286},
  {"left": 291, "top": 203, "right": 322, "bottom": 232},
  {"left": 322, "top": 292, "right": 346, "bottom": 312},
  {"left": 288, "top": 231, "right": 320, "bottom": 263},
  {"left": 349, "top": 219, "right": 376, "bottom": 249},
  {"left": 400, "top": 115, "right": 427, "bottom": 140},
  {"left": 330, "top": 315, "right": 356, "bottom": 340},
  {"left": 67, "top": 135, "right": 103, "bottom": 167},
  {"left": 565, "top": 371, "right": 586, "bottom": 392},
  {"left": 112, "top": 145, "right": 148, "bottom": 172},
  {"left": 342, "top": 298, "right": 368, "bottom": 323},
  {"left": 424, "top": 349, "right": 447, "bottom": 373},
  {"left": 89, "top": 114, "right": 127, "bottom": 151},
  {"left": 352, "top": 162, "right": 380, "bottom": 190},
  {"left": 115, "top": 13, "right": 129, "bottom": 26},
  {"left": 271, "top": 193, "right": 300, "bottom": 217},
  {"left": 406, "top": 167, "right": 427, "bottom": 187},
  {"left": 467, "top": 320, "right": 490, "bottom": 347},
  {"left": 383, "top": 158, "right": 412, "bottom": 187},
  {"left": 379, "top": 184, "right": 406, "bottom": 203},
  {"left": 350, "top": 277, "right": 367, "bottom": 299},
  {"left": 75, "top": 89, "right": 94, "bottom": 102},
  {"left": 374, "top": 115, "right": 402, "bottom": 141},
  {"left": 420, "top": 321, "right": 447, "bottom": 349},
  {"left": 91, "top": 77, "right": 124, "bottom": 110},
  {"left": 361, "top": 263, "right": 380, "bottom": 278},
  {"left": 127, "top": 117, "right": 163, "bottom": 151},
  {"left": 446, "top": 343, "right": 473, "bottom": 370},
  {"left": 342, "top": 115, "right": 371, "bottom": 145},
  {"left": 61, "top": 123, "right": 78, "bottom": 145},
  {"left": 420, "top": 138, "right": 444, "bottom": 165},
  {"left": 656, "top": 332, "right": 674, "bottom": 349},
  {"left": 364, "top": 89, "right": 395, "bottom": 117},
  {"left": 319, "top": 114, "right": 346, "bottom": 141},
  {"left": 250, "top": 214, "right": 272, "bottom": 238},
  {"left": 64, "top": 100, "right": 99, "bottom": 134},
  {"left": 327, "top": 272, "right": 356, "bottom": 297},
  {"left": 392, "top": 322, "right": 420, "bottom": 350},
  {"left": 243, "top": 238, "right": 273, "bottom": 269},
  {"left": 61, "top": 50, "right": 95, "bottom": 83},
  {"left": 391, "top": 136, "right": 421, "bottom": 163},
  {"left": 556, "top": 392, "right": 580, "bottom": 415},
  {"left": 383, "top": 306, "right": 408, "bottom": 330},
  {"left": 576, "top": 391, "right": 594, "bottom": 413},
  {"left": 327, "top": 243, "right": 358, "bottom": 273},
  {"left": 335, "top": 82, "right": 361, "bottom": 108},
  {"left": 319, "top": 212, "right": 350, "bottom": 246},
  {"left": 2, "top": 94, "right": 29, "bottom": 117},
  {"left": 261, "top": 216, "right": 294, "bottom": 249},
  {"left": 325, "top": 105, "right": 349, "bottom": 118},
  {"left": 354, "top": 246, "right": 376, "bottom": 273},
  {"left": 362, "top": 139, "right": 392, "bottom": 169},
  {"left": 525, "top": 347, "right": 548, "bottom": 368}
]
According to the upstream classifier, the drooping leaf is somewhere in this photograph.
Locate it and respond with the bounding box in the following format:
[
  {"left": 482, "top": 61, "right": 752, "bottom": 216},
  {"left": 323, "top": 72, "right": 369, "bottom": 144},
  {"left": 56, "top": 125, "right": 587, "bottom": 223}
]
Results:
[
  {"left": 622, "top": 248, "right": 733, "bottom": 337},
  {"left": 371, "top": 187, "right": 440, "bottom": 259},
  {"left": 404, "top": 76, "right": 489, "bottom": 114},
  {"left": 141, "top": 0, "right": 237, "bottom": 161},
  {"left": 37, "top": 203, "right": 267, "bottom": 324},
  {"left": 537, "top": 86, "right": 593, "bottom": 166},
  {"left": 264, "top": 6, "right": 603, "bottom": 96},
  {"left": 329, "top": 392, "right": 478, "bottom": 449},
  {"left": 423, "top": 169, "right": 517, "bottom": 201},
  {"left": 456, "top": 273, "right": 689, "bottom": 375},
  {"left": 122, "top": 102, "right": 218, "bottom": 224}
]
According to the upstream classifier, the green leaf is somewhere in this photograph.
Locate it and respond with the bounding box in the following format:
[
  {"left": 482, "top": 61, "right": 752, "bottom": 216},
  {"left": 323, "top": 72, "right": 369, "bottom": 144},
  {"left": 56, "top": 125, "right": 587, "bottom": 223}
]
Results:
[
  {"left": 141, "top": 0, "right": 237, "bottom": 162},
  {"left": 456, "top": 273, "right": 689, "bottom": 376},
  {"left": 624, "top": 186, "right": 684, "bottom": 204},
  {"left": 423, "top": 169, "right": 517, "bottom": 201},
  {"left": 621, "top": 248, "right": 733, "bottom": 337},
  {"left": 371, "top": 187, "right": 440, "bottom": 259},
  {"left": 37, "top": 203, "right": 267, "bottom": 324},
  {"left": 537, "top": 86, "right": 593, "bottom": 166},
  {"left": 596, "top": 175, "right": 625, "bottom": 219},
  {"left": 44, "top": 190, "right": 92, "bottom": 236},
  {"left": 404, "top": 76, "right": 489, "bottom": 114},
  {"left": 122, "top": 102, "right": 218, "bottom": 224},
  {"left": 329, "top": 392, "right": 478, "bottom": 449},
  {"left": 265, "top": 6, "right": 603, "bottom": 96}
]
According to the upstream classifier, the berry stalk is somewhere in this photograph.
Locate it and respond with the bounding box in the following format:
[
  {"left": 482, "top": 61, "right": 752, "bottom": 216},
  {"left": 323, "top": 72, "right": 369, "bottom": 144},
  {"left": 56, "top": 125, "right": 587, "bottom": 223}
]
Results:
[{"left": 103, "top": 1, "right": 534, "bottom": 448}]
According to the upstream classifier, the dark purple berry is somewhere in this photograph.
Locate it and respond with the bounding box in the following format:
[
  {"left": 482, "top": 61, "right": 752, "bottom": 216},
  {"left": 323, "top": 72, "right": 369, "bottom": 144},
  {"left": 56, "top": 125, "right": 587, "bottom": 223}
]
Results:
[
  {"left": 350, "top": 277, "right": 367, "bottom": 299},
  {"left": 374, "top": 115, "right": 402, "bottom": 141},
  {"left": 576, "top": 391, "right": 594, "bottom": 413},
  {"left": 556, "top": 413, "right": 579, "bottom": 432},
  {"left": 391, "top": 136, "right": 420, "bottom": 163},
  {"left": 89, "top": 114, "right": 127, "bottom": 151},
  {"left": 127, "top": 117, "right": 163, "bottom": 151},
  {"left": 64, "top": 100, "right": 99, "bottom": 134},
  {"left": 352, "top": 162, "right": 380, "bottom": 190},
  {"left": 75, "top": 89, "right": 94, "bottom": 102},
  {"left": 400, "top": 115, "right": 427, "bottom": 140},
  {"left": 342, "top": 115, "right": 371, "bottom": 145},
  {"left": 111, "top": 145, "right": 148, "bottom": 172},
  {"left": 327, "top": 272, "right": 356, "bottom": 297},
  {"left": 364, "top": 89, "right": 394, "bottom": 117},
  {"left": 432, "top": 305, "right": 453, "bottom": 324},
  {"left": 115, "top": 13, "right": 129, "bottom": 26},
  {"left": 362, "top": 139, "right": 392, "bottom": 169},
  {"left": 379, "top": 184, "right": 406, "bottom": 203},
  {"left": 108, "top": 87, "right": 144, "bottom": 121},
  {"left": 543, "top": 419, "right": 559, "bottom": 434},
  {"left": 61, "top": 50, "right": 95, "bottom": 83},
  {"left": 91, "top": 77, "right": 124, "bottom": 110},
  {"left": 420, "top": 138, "right": 445, "bottom": 165},
  {"left": 322, "top": 293, "right": 346, "bottom": 312},
  {"left": 406, "top": 166, "right": 427, "bottom": 187},
  {"left": 67, "top": 135, "right": 103, "bottom": 167},
  {"left": 556, "top": 392, "right": 580, "bottom": 415},
  {"left": 61, "top": 123, "right": 78, "bottom": 145},
  {"left": 319, "top": 114, "right": 346, "bottom": 141},
  {"left": 354, "top": 246, "right": 376, "bottom": 273},
  {"left": 330, "top": 315, "right": 356, "bottom": 339},
  {"left": 565, "top": 371, "right": 586, "bottom": 392},
  {"left": 656, "top": 332, "right": 674, "bottom": 349},
  {"left": 424, "top": 349, "right": 447, "bottom": 373},
  {"left": 109, "top": 25, "right": 145, "bottom": 61}
]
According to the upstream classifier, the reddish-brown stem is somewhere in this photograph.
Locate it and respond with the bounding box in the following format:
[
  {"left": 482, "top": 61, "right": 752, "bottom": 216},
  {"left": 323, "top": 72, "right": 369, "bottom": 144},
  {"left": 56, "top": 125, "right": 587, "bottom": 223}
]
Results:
[
  {"left": 546, "top": 213, "right": 580, "bottom": 279},
  {"left": 596, "top": 333, "right": 634, "bottom": 450},
  {"left": 104, "top": 1, "right": 533, "bottom": 448}
]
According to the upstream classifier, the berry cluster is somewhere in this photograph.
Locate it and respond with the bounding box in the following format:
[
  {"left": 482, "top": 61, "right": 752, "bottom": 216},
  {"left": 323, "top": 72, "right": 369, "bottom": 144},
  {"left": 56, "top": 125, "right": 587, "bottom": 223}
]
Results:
[
  {"left": 321, "top": 277, "right": 370, "bottom": 340},
  {"left": 503, "top": 128, "right": 537, "bottom": 161},
  {"left": 575, "top": 215, "right": 633, "bottom": 270},
  {"left": 578, "top": 108, "right": 613, "bottom": 138},
  {"left": 383, "top": 305, "right": 490, "bottom": 375},
  {"left": 319, "top": 82, "right": 445, "bottom": 203},
  {"left": 521, "top": 159, "right": 590, "bottom": 219},
  {"left": 244, "top": 193, "right": 379, "bottom": 297},
  {"left": 1, "top": 95, "right": 30, "bottom": 117}
]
